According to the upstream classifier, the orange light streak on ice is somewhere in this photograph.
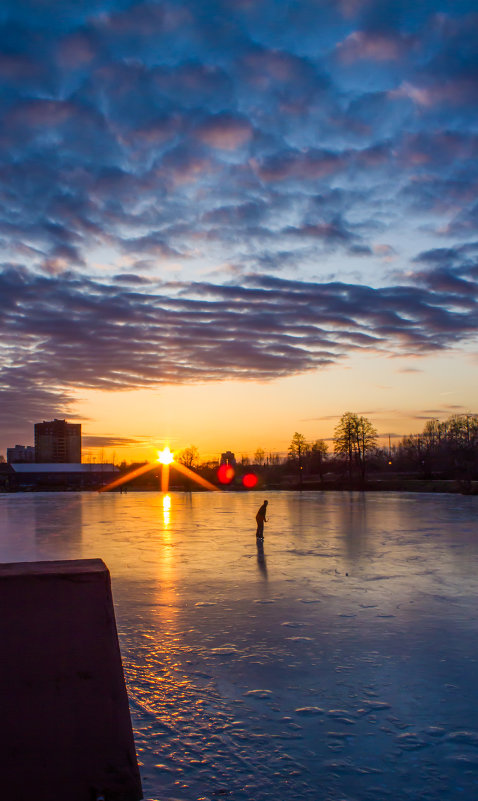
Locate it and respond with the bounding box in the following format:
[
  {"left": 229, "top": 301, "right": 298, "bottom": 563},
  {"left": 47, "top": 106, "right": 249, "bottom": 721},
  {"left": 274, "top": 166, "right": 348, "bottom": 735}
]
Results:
[
  {"left": 98, "top": 461, "right": 155, "bottom": 492},
  {"left": 162, "top": 493, "right": 171, "bottom": 527},
  {"left": 161, "top": 463, "right": 170, "bottom": 494},
  {"left": 173, "top": 460, "right": 220, "bottom": 491},
  {"left": 100, "top": 446, "right": 221, "bottom": 493}
]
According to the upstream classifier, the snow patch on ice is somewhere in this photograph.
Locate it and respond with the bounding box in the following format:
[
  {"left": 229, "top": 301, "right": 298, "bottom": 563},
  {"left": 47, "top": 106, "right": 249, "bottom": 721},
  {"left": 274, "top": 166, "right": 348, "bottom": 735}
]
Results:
[
  {"left": 244, "top": 690, "right": 274, "bottom": 699},
  {"left": 294, "top": 707, "right": 325, "bottom": 716}
]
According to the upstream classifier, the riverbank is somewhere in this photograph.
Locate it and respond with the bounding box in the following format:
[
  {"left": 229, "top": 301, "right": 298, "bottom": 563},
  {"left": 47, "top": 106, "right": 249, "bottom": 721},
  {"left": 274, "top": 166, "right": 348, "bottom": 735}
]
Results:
[
  {"left": 2, "top": 478, "right": 477, "bottom": 494},
  {"left": 269, "top": 477, "right": 478, "bottom": 494}
]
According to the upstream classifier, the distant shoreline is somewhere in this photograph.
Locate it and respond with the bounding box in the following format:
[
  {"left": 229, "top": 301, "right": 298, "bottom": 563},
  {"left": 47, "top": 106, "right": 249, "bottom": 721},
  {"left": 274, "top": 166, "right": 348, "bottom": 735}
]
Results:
[
  {"left": 1, "top": 479, "right": 477, "bottom": 495},
  {"left": 267, "top": 478, "right": 478, "bottom": 495}
]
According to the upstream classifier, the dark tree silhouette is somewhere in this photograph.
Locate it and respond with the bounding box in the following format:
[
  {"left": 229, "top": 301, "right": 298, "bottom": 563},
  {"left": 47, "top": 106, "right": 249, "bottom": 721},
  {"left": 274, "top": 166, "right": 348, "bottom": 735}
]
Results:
[
  {"left": 254, "top": 448, "right": 265, "bottom": 465},
  {"left": 177, "top": 445, "right": 199, "bottom": 469},
  {"left": 334, "top": 412, "right": 378, "bottom": 482},
  {"left": 310, "top": 439, "right": 328, "bottom": 482},
  {"left": 288, "top": 432, "right": 309, "bottom": 488}
]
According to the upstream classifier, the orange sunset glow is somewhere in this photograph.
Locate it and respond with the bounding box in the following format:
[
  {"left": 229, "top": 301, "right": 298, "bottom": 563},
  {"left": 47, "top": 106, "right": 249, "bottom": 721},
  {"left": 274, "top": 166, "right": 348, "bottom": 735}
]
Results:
[{"left": 100, "top": 445, "right": 221, "bottom": 494}]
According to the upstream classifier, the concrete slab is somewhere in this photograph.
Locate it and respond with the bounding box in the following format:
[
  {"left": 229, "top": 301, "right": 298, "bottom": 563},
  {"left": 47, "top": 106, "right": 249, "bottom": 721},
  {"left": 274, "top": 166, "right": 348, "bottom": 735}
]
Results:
[{"left": 0, "top": 558, "right": 143, "bottom": 801}]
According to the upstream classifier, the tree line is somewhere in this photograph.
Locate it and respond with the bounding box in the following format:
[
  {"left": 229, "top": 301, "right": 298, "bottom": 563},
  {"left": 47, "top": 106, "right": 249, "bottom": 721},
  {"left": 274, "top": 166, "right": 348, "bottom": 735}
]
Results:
[
  {"left": 283, "top": 411, "right": 478, "bottom": 487},
  {"left": 171, "top": 411, "right": 477, "bottom": 486},
  {"left": 286, "top": 412, "right": 379, "bottom": 486},
  {"left": 394, "top": 414, "right": 478, "bottom": 483},
  {"left": 111, "top": 410, "right": 478, "bottom": 490}
]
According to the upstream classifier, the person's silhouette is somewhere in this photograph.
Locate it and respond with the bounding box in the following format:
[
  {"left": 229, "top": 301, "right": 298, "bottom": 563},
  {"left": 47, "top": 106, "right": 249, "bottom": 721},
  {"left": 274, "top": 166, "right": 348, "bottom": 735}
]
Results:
[{"left": 255, "top": 500, "right": 268, "bottom": 538}]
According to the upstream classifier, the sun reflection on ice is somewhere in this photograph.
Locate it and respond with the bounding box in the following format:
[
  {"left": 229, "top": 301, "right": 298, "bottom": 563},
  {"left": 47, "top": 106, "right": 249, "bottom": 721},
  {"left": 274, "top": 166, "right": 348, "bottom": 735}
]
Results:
[
  {"left": 155, "top": 493, "right": 176, "bottom": 620},
  {"left": 162, "top": 493, "right": 171, "bottom": 528}
]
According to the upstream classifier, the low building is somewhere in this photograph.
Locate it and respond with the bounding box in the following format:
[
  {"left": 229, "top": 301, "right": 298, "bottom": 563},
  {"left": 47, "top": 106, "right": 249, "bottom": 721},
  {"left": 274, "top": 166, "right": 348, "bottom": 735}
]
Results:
[
  {"left": 220, "top": 450, "right": 236, "bottom": 466},
  {"left": 10, "top": 463, "right": 118, "bottom": 491},
  {"left": 7, "top": 445, "right": 35, "bottom": 464}
]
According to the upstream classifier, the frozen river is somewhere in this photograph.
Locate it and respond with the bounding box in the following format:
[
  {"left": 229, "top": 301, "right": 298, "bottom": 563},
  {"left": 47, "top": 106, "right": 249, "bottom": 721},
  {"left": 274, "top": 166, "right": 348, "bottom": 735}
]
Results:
[{"left": 1, "top": 490, "right": 478, "bottom": 801}]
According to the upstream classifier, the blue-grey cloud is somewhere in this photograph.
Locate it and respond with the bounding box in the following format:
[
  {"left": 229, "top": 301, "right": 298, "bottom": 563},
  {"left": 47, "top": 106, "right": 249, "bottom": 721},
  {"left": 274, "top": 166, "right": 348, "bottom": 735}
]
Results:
[
  {"left": 1, "top": 264, "right": 477, "bottom": 442},
  {"left": 82, "top": 435, "right": 144, "bottom": 448}
]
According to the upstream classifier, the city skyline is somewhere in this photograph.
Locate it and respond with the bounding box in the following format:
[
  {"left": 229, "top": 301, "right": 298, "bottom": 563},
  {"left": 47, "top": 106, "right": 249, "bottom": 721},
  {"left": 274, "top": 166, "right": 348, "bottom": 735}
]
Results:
[{"left": 1, "top": 1, "right": 477, "bottom": 462}]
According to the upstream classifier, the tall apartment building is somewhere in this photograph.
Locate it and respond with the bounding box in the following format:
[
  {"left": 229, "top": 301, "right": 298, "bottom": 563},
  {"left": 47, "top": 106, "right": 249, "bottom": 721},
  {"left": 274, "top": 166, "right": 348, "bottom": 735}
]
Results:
[{"left": 34, "top": 419, "right": 81, "bottom": 463}]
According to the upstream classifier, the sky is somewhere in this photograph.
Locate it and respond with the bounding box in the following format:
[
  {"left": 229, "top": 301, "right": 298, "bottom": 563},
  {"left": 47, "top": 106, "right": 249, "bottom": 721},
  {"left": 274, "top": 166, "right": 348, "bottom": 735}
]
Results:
[{"left": 0, "top": 0, "right": 477, "bottom": 463}]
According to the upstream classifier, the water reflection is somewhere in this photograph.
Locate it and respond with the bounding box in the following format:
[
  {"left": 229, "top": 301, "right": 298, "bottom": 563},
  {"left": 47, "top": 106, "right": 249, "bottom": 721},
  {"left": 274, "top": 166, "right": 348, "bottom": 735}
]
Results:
[
  {"left": 156, "top": 493, "right": 178, "bottom": 628},
  {"left": 256, "top": 537, "right": 268, "bottom": 580},
  {"left": 3, "top": 496, "right": 37, "bottom": 561},
  {"left": 34, "top": 494, "right": 83, "bottom": 550},
  {"left": 338, "top": 491, "right": 369, "bottom": 564},
  {"left": 162, "top": 493, "right": 171, "bottom": 528}
]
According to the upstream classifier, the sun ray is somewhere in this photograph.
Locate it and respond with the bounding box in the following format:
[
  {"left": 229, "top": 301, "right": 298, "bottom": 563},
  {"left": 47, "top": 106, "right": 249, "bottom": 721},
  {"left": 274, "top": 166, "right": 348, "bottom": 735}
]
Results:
[
  {"left": 98, "top": 461, "right": 156, "bottom": 492},
  {"left": 173, "top": 460, "right": 220, "bottom": 491},
  {"left": 161, "top": 463, "right": 170, "bottom": 493},
  {"left": 99, "top": 446, "right": 221, "bottom": 493}
]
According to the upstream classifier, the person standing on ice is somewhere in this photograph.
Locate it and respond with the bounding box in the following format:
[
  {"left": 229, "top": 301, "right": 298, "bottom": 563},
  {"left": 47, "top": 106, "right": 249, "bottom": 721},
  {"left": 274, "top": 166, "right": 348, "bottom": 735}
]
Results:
[{"left": 256, "top": 500, "right": 268, "bottom": 539}]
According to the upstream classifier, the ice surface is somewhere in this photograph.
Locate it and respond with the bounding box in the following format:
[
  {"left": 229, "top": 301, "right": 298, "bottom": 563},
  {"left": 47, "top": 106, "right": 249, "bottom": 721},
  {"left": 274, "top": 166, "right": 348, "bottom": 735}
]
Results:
[{"left": 1, "top": 490, "right": 478, "bottom": 800}]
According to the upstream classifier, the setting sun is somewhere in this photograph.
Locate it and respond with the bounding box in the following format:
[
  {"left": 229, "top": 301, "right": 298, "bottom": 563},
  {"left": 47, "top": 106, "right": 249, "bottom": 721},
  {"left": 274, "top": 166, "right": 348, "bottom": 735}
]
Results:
[{"left": 157, "top": 447, "right": 174, "bottom": 465}]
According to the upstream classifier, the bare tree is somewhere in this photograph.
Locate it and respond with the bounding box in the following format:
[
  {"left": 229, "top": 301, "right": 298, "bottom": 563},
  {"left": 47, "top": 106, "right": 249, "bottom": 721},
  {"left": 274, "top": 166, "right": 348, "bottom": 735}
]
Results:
[
  {"left": 288, "top": 432, "right": 309, "bottom": 461},
  {"left": 398, "top": 414, "right": 478, "bottom": 481},
  {"left": 254, "top": 447, "right": 265, "bottom": 466},
  {"left": 310, "top": 439, "right": 328, "bottom": 481},
  {"left": 444, "top": 414, "right": 478, "bottom": 488},
  {"left": 334, "top": 412, "right": 377, "bottom": 482},
  {"left": 334, "top": 412, "right": 356, "bottom": 482},
  {"left": 177, "top": 445, "right": 200, "bottom": 469},
  {"left": 355, "top": 416, "right": 378, "bottom": 480},
  {"left": 446, "top": 413, "right": 478, "bottom": 447},
  {"left": 288, "top": 432, "right": 309, "bottom": 488}
]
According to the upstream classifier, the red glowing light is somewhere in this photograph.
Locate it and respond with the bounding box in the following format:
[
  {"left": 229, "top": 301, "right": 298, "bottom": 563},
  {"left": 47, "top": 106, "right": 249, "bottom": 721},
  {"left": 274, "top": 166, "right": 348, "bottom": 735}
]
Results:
[
  {"left": 242, "top": 473, "right": 258, "bottom": 489},
  {"left": 217, "top": 463, "right": 235, "bottom": 484}
]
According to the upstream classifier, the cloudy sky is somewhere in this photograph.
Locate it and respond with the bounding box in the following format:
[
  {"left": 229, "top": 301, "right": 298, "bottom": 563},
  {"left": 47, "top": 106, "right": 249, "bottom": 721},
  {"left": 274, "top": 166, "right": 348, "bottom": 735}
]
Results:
[{"left": 1, "top": 0, "right": 477, "bottom": 461}]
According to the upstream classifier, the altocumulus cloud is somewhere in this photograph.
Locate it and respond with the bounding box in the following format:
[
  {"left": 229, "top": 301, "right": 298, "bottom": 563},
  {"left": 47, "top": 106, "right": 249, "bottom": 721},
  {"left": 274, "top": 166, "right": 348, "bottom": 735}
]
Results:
[{"left": 1, "top": 0, "right": 478, "bottom": 273}]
